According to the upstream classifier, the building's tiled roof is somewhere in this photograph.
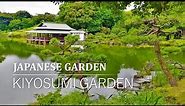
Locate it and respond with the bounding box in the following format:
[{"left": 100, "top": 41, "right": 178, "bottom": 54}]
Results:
[
  {"left": 27, "top": 30, "right": 71, "bottom": 34},
  {"left": 35, "top": 22, "right": 76, "bottom": 30}
]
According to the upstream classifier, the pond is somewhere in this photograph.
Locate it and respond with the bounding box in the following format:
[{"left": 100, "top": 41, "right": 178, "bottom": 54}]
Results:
[
  {"left": 0, "top": 54, "right": 155, "bottom": 104},
  {"left": 1, "top": 42, "right": 182, "bottom": 104},
  {"left": 59, "top": 68, "right": 155, "bottom": 100},
  {"left": 0, "top": 54, "right": 56, "bottom": 104}
]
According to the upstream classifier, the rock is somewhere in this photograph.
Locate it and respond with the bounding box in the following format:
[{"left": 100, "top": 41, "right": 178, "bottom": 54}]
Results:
[
  {"left": 133, "top": 83, "right": 140, "bottom": 88},
  {"left": 134, "top": 74, "right": 144, "bottom": 79},
  {"left": 135, "top": 78, "right": 150, "bottom": 84},
  {"left": 126, "top": 44, "right": 133, "bottom": 47},
  {"left": 126, "top": 87, "right": 140, "bottom": 91},
  {"left": 144, "top": 75, "right": 153, "bottom": 81}
]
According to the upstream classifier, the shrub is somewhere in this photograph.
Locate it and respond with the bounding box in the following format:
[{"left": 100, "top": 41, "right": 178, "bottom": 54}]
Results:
[
  {"left": 100, "top": 27, "right": 111, "bottom": 34},
  {"left": 121, "top": 36, "right": 147, "bottom": 45},
  {"left": 160, "top": 41, "right": 172, "bottom": 46},
  {"left": 152, "top": 72, "right": 168, "bottom": 87},
  {"left": 35, "top": 89, "right": 165, "bottom": 105},
  {"left": 0, "top": 55, "right": 5, "bottom": 63},
  {"left": 127, "top": 27, "right": 140, "bottom": 36},
  {"left": 0, "top": 43, "right": 5, "bottom": 50},
  {"left": 35, "top": 91, "right": 91, "bottom": 105},
  {"left": 171, "top": 69, "right": 184, "bottom": 80},
  {"left": 83, "top": 42, "right": 97, "bottom": 50},
  {"left": 181, "top": 46, "right": 185, "bottom": 53},
  {"left": 8, "top": 31, "right": 27, "bottom": 38},
  {"left": 49, "top": 38, "right": 61, "bottom": 47},
  {"left": 174, "top": 40, "right": 185, "bottom": 47},
  {"left": 78, "top": 52, "right": 94, "bottom": 62},
  {"left": 121, "top": 36, "right": 140, "bottom": 45},
  {"left": 95, "top": 54, "right": 107, "bottom": 63},
  {"left": 50, "top": 54, "right": 66, "bottom": 63},
  {"left": 40, "top": 49, "right": 53, "bottom": 56},
  {"left": 162, "top": 46, "right": 181, "bottom": 54},
  {"left": 111, "top": 27, "right": 127, "bottom": 36}
]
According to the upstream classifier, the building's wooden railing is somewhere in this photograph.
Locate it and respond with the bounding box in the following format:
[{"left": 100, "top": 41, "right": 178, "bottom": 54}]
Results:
[{"left": 27, "top": 36, "right": 65, "bottom": 45}]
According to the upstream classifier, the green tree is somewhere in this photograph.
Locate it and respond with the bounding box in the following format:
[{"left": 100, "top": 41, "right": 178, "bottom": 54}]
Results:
[
  {"left": 58, "top": 2, "right": 96, "bottom": 31},
  {"left": 8, "top": 19, "right": 22, "bottom": 30},
  {"left": 32, "top": 12, "right": 56, "bottom": 24},
  {"left": 21, "top": 18, "right": 34, "bottom": 28},
  {"left": 49, "top": 35, "right": 79, "bottom": 55},
  {"left": 58, "top": 1, "right": 123, "bottom": 34},
  {"left": 15, "top": 10, "right": 32, "bottom": 19},
  {"left": 60, "top": 35, "right": 79, "bottom": 55},
  {"left": 49, "top": 38, "right": 61, "bottom": 47}
]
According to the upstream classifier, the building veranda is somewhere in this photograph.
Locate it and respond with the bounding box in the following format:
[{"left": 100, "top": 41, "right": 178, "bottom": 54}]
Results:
[{"left": 26, "top": 22, "right": 86, "bottom": 45}]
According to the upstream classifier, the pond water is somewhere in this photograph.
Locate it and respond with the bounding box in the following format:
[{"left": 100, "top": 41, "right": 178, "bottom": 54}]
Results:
[
  {"left": 0, "top": 54, "right": 154, "bottom": 104},
  {"left": 0, "top": 55, "right": 56, "bottom": 105}
]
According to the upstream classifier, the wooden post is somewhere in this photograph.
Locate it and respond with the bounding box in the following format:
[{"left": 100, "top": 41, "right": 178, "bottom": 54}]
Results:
[
  {"left": 44, "top": 34, "right": 46, "bottom": 47},
  {"left": 35, "top": 33, "right": 37, "bottom": 45},
  {"left": 38, "top": 33, "right": 41, "bottom": 45},
  {"left": 29, "top": 35, "right": 31, "bottom": 44}
]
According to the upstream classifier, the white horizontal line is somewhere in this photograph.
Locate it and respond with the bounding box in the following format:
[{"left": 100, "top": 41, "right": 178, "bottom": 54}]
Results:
[
  {"left": 13, "top": 74, "right": 58, "bottom": 76},
  {"left": 12, "top": 74, "right": 115, "bottom": 76}
]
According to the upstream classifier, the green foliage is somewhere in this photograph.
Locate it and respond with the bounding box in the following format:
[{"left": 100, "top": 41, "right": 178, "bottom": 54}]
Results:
[
  {"left": 8, "top": 19, "right": 22, "bottom": 30},
  {"left": 162, "top": 46, "right": 181, "bottom": 54},
  {"left": 152, "top": 72, "right": 168, "bottom": 87},
  {"left": 95, "top": 54, "right": 107, "bottom": 63},
  {"left": 8, "top": 18, "right": 35, "bottom": 31},
  {"left": 40, "top": 49, "right": 53, "bottom": 57},
  {"left": 0, "top": 43, "right": 5, "bottom": 50},
  {"left": 111, "top": 11, "right": 143, "bottom": 36},
  {"left": 161, "top": 40, "right": 185, "bottom": 47},
  {"left": 15, "top": 10, "right": 32, "bottom": 19},
  {"left": 32, "top": 13, "right": 56, "bottom": 24},
  {"left": 50, "top": 54, "right": 67, "bottom": 63},
  {"left": 35, "top": 90, "right": 165, "bottom": 105},
  {"left": 58, "top": 2, "right": 120, "bottom": 33},
  {"left": 0, "top": 11, "right": 56, "bottom": 31},
  {"left": 35, "top": 90, "right": 91, "bottom": 105},
  {"left": 96, "top": 90, "right": 165, "bottom": 105},
  {"left": 100, "top": 27, "right": 111, "bottom": 34},
  {"left": 0, "top": 39, "right": 42, "bottom": 58},
  {"left": 87, "top": 45, "right": 157, "bottom": 74},
  {"left": 64, "top": 35, "right": 79, "bottom": 45},
  {"left": 58, "top": 2, "right": 96, "bottom": 30},
  {"left": 171, "top": 69, "right": 184, "bottom": 80},
  {"left": 181, "top": 46, "right": 185, "bottom": 53},
  {"left": 83, "top": 41, "right": 97, "bottom": 51},
  {"left": 78, "top": 52, "right": 94, "bottom": 62},
  {"left": 0, "top": 55, "right": 5, "bottom": 63},
  {"left": 49, "top": 38, "right": 61, "bottom": 47},
  {"left": 120, "top": 35, "right": 160, "bottom": 46},
  {"left": 7, "top": 30, "right": 28, "bottom": 38},
  {"left": 133, "top": 1, "right": 169, "bottom": 17},
  {"left": 35, "top": 90, "right": 63, "bottom": 105},
  {"left": 165, "top": 79, "right": 185, "bottom": 104}
]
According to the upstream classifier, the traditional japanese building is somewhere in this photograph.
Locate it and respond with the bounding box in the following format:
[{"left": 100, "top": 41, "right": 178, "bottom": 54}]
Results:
[{"left": 26, "top": 22, "right": 86, "bottom": 45}]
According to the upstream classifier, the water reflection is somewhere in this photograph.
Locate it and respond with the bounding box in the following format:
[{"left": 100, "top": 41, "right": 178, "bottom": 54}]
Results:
[
  {"left": 0, "top": 55, "right": 56, "bottom": 105},
  {"left": 0, "top": 55, "right": 155, "bottom": 104},
  {"left": 60, "top": 68, "right": 154, "bottom": 100}
]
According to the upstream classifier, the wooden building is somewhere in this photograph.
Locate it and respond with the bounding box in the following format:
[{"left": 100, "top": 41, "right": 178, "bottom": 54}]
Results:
[{"left": 26, "top": 22, "right": 86, "bottom": 45}]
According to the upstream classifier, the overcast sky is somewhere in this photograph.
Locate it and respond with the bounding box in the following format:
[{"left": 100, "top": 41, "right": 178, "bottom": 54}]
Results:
[
  {"left": 0, "top": 1, "right": 60, "bottom": 15},
  {"left": 0, "top": 1, "right": 134, "bottom": 15}
]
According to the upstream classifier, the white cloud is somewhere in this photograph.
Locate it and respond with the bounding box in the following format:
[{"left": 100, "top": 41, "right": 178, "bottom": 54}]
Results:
[{"left": 0, "top": 1, "right": 60, "bottom": 15}]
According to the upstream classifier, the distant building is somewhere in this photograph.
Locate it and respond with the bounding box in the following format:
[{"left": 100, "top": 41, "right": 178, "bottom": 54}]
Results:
[{"left": 26, "top": 22, "right": 86, "bottom": 45}]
